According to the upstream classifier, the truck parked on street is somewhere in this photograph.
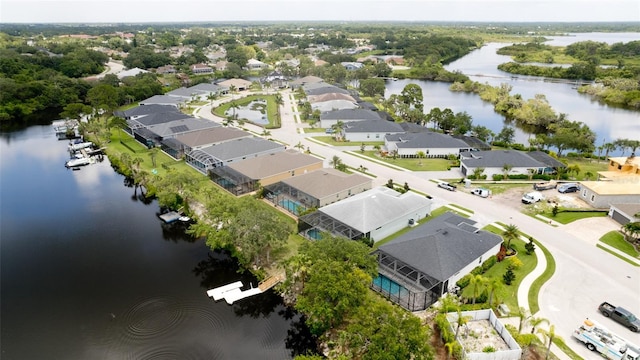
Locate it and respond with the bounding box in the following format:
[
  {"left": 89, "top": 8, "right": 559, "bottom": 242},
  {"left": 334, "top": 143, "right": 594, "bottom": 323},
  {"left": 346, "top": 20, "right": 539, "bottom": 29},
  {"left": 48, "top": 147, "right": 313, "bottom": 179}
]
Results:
[
  {"left": 573, "top": 318, "right": 640, "bottom": 360},
  {"left": 599, "top": 302, "right": 640, "bottom": 332}
]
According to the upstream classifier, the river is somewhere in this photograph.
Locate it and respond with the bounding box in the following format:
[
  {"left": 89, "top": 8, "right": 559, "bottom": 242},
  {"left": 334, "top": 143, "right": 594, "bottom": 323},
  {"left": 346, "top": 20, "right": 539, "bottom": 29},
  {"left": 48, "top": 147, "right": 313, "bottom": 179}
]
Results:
[
  {"left": 0, "top": 126, "right": 316, "bottom": 359},
  {"left": 385, "top": 32, "right": 640, "bottom": 153}
]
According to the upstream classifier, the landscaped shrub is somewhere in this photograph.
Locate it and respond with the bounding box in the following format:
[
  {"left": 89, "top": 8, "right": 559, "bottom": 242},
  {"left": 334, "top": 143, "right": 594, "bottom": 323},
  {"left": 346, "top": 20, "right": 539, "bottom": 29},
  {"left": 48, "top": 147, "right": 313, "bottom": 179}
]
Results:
[
  {"left": 507, "top": 256, "right": 523, "bottom": 270},
  {"left": 525, "top": 238, "right": 536, "bottom": 255},
  {"left": 481, "top": 255, "right": 497, "bottom": 272},
  {"left": 508, "top": 174, "right": 529, "bottom": 180},
  {"left": 503, "top": 269, "right": 516, "bottom": 285},
  {"left": 471, "top": 266, "right": 483, "bottom": 275},
  {"left": 492, "top": 174, "right": 503, "bottom": 181},
  {"left": 456, "top": 274, "right": 472, "bottom": 289}
]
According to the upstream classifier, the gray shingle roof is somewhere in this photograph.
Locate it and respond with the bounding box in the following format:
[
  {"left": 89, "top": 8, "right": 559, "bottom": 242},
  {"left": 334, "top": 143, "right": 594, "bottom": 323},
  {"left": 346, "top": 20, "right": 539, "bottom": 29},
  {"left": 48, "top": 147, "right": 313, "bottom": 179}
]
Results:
[
  {"left": 199, "top": 137, "right": 285, "bottom": 162},
  {"left": 188, "top": 83, "right": 223, "bottom": 93},
  {"left": 127, "top": 111, "right": 193, "bottom": 128},
  {"left": 146, "top": 118, "right": 220, "bottom": 137},
  {"left": 527, "top": 151, "right": 567, "bottom": 168},
  {"left": 344, "top": 120, "right": 405, "bottom": 133},
  {"left": 460, "top": 150, "right": 550, "bottom": 168},
  {"left": 167, "top": 87, "right": 201, "bottom": 98},
  {"left": 378, "top": 212, "right": 502, "bottom": 281},
  {"left": 320, "top": 109, "right": 382, "bottom": 121},
  {"left": 139, "top": 95, "right": 184, "bottom": 106},
  {"left": 386, "top": 131, "right": 471, "bottom": 149},
  {"left": 115, "top": 104, "right": 180, "bottom": 119},
  {"left": 318, "top": 187, "right": 432, "bottom": 233},
  {"left": 174, "top": 127, "right": 252, "bottom": 147}
]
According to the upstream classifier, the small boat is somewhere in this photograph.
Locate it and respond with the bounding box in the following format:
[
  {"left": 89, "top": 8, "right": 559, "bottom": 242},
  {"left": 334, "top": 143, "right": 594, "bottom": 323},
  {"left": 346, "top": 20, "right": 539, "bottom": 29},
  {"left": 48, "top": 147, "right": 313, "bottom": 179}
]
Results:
[
  {"left": 65, "top": 156, "right": 91, "bottom": 168},
  {"left": 68, "top": 141, "right": 93, "bottom": 152},
  {"left": 178, "top": 216, "right": 191, "bottom": 222}
]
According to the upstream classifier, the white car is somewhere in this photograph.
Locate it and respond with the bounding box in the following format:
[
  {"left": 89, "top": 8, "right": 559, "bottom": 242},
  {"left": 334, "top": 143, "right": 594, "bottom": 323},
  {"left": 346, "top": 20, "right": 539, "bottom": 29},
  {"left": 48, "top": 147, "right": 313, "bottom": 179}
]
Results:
[
  {"left": 521, "top": 191, "right": 544, "bottom": 204},
  {"left": 471, "top": 188, "right": 490, "bottom": 198}
]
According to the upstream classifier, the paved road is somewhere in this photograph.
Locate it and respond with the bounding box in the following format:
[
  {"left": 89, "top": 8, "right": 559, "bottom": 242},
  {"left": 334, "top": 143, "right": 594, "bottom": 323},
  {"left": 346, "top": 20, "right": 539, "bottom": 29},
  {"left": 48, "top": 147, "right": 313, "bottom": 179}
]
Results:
[{"left": 197, "top": 89, "right": 640, "bottom": 358}]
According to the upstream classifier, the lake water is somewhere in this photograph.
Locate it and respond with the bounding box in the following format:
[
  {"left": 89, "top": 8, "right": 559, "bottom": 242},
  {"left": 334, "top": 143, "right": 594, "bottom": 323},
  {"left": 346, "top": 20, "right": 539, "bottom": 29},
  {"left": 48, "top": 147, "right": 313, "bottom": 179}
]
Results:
[
  {"left": 0, "top": 126, "right": 316, "bottom": 359},
  {"left": 385, "top": 32, "right": 640, "bottom": 153}
]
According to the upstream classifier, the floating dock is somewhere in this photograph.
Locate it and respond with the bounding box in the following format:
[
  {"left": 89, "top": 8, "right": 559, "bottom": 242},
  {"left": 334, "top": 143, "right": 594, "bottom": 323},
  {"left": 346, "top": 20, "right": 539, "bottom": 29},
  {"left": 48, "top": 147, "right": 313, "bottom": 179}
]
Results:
[
  {"left": 206, "top": 276, "right": 282, "bottom": 305},
  {"left": 159, "top": 211, "right": 182, "bottom": 223}
]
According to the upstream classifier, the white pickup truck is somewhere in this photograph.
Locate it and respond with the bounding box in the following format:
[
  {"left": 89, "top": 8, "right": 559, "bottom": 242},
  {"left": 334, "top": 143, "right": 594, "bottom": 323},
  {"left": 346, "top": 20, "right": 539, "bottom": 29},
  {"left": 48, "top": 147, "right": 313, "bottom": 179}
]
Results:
[{"left": 521, "top": 191, "right": 543, "bottom": 204}]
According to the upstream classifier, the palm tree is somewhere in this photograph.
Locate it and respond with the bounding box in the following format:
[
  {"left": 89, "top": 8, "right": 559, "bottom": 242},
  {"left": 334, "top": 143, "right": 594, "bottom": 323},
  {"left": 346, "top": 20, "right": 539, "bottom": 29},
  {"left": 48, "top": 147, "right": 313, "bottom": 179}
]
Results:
[
  {"left": 416, "top": 151, "right": 426, "bottom": 166},
  {"left": 566, "top": 164, "right": 581, "bottom": 179},
  {"left": 486, "top": 278, "right": 504, "bottom": 307},
  {"left": 603, "top": 142, "right": 616, "bottom": 160},
  {"left": 472, "top": 167, "right": 485, "bottom": 180},
  {"left": 454, "top": 309, "right": 471, "bottom": 339},
  {"left": 331, "top": 121, "right": 345, "bottom": 141},
  {"left": 329, "top": 155, "right": 342, "bottom": 169},
  {"left": 444, "top": 341, "right": 456, "bottom": 360},
  {"left": 294, "top": 141, "right": 305, "bottom": 152},
  {"left": 518, "top": 307, "right": 530, "bottom": 333},
  {"left": 502, "top": 163, "right": 513, "bottom": 180},
  {"left": 502, "top": 224, "right": 519, "bottom": 251},
  {"left": 261, "top": 129, "right": 271, "bottom": 138},
  {"left": 584, "top": 171, "right": 594, "bottom": 180},
  {"left": 149, "top": 147, "right": 159, "bottom": 168},
  {"left": 537, "top": 324, "right": 559, "bottom": 360},
  {"left": 229, "top": 101, "right": 239, "bottom": 120},
  {"left": 469, "top": 274, "right": 486, "bottom": 306},
  {"left": 529, "top": 316, "right": 550, "bottom": 334}
]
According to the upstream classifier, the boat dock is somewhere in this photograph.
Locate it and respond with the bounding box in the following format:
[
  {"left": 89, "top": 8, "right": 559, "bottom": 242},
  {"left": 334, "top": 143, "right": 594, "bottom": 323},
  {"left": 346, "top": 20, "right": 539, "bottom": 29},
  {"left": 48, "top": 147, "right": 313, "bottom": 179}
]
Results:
[
  {"left": 159, "top": 211, "right": 181, "bottom": 223},
  {"left": 206, "top": 275, "right": 282, "bottom": 305}
]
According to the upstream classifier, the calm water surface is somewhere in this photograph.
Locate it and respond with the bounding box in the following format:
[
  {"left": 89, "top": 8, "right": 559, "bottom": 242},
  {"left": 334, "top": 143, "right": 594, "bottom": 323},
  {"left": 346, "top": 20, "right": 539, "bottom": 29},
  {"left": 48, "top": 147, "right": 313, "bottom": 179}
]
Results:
[
  {"left": 386, "top": 32, "right": 640, "bottom": 152},
  {"left": 0, "top": 126, "right": 315, "bottom": 359}
]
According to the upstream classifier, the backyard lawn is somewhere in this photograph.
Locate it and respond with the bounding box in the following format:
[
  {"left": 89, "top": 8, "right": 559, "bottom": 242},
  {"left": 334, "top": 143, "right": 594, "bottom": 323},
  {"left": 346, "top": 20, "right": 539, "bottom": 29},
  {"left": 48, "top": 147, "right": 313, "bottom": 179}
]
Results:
[{"left": 356, "top": 150, "right": 452, "bottom": 171}]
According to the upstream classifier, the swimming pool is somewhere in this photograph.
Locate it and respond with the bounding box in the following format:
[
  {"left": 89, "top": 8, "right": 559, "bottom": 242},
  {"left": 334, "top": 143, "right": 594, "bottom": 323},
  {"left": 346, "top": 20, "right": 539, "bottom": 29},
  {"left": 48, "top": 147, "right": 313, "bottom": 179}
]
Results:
[
  {"left": 373, "top": 274, "right": 409, "bottom": 297},
  {"left": 306, "top": 228, "right": 322, "bottom": 240},
  {"left": 279, "top": 199, "right": 303, "bottom": 215}
]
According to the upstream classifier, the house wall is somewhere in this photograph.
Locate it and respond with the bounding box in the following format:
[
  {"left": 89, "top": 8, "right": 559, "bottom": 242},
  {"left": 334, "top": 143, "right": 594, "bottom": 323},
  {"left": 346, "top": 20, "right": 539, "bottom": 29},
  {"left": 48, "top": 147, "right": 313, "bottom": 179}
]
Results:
[
  {"left": 446, "top": 243, "right": 501, "bottom": 291},
  {"left": 257, "top": 162, "right": 324, "bottom": 187},
  {"left": 344, "top": 132, "right": 390, "bottom": 142},
  {"left": 396, "top": 146, "right": 467, "bottom": 158},
  {"left": 462, "top": 165, "right": 539, "bottom": 179},
  {"left": 579, "top": 188, "right": 640, "bottom": 209},
  {"left": 370, "top": 204, "right": 431, "bottom": 242}
]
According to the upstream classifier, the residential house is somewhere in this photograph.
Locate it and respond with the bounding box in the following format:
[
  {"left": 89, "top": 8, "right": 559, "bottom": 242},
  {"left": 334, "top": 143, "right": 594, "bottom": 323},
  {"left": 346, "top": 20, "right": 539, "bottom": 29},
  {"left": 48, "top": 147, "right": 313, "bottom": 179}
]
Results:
[
  {"left": 372, "top": 212, "right": 502, "bottom": 311},
  {"left": 116, "top": 67, "right": 149, "bottom": 79},
  {"left": 246, "top": 58, "right": 269, "bottom": 70},
  {"left": 161, "top": 127, "right": 252, "bottom": 159},
  {"left": 139, "top": 95, "right": 186, "bottom": 108},
  {"left": 319, "top": 109, "right": 382, "bottom": 128},
  {"left": 609, "top": 203, "right": 640, "bottom": 225},
  {"left": 342, "top": 120, "right": 405, "bottom": 142},
  {"left": 156, "top": 65, "right": 176, "bottom": 74},
  {"left": 459, "top": 150, "right": 566, "bottom": 178},
  {"left": 190, "top": 63, "right": 214, "bottom": 74},
  {"left": 186, "top": 137, "right": 285, "bottom": 174},
  {"left": 213, "top": 60, "right": 228, "bottom": 71},
  {"left": 137, "top": 117, "right": 220, "bottom": 147},
  {"left": 313, "top": 100, "right": 359, "bottom": 113},
  {"left": 289, "top": 75, "right": 324, "bottom": 89},
  {"left": 114, "top": 104, "right": 181, "bottom": 121},
  {"left": 340, "top": 62, "right": 364, "bottom": 70},
  {"left": 578, "top": 181, "right": 640, "bottom": 209},
  {"left": 385, "top": 131, "right": 473, "bottom": 158},
  {"left": 264, "top": 168, "right": 372, "bottom": 215},
  {"left": 299, "top": 187, "right": 432, "bottom": 242},
  {"left": 217, "top": 78, "right": 252, "bottom": 91},
  {"left": 210, "top": 150, "right": 323, "bottom": 196}
]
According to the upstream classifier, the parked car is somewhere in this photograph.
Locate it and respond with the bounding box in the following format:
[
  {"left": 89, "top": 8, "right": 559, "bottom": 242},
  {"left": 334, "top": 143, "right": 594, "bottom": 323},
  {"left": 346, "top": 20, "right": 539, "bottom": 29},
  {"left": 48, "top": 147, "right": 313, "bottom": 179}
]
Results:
[
  {"left": 437, "top": 182, "right": 457, "bottom": 191},
  {"left": 471, "top": 188, "right": 490, "bottom": 198},
  {"left": 558, "top": 183, "right": 580, "bottom": 193}
]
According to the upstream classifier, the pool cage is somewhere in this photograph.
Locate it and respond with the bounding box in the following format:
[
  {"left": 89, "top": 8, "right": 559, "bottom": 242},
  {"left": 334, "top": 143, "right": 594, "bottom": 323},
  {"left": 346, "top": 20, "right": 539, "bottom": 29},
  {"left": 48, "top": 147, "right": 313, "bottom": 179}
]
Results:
[
  {"left": 208, "top": 166, "right": 259, "bottom": 196},
  {"left": 372, "top": 250, "right": 444, "bottom": 311},
  {"left": 263, "top": 182, "right": 320, "bottom": 216},
  {"left": 185, "top": 149, "right": 221, "bottom": 175},
  {"left": 298, "top": 211, "right": 366, "bottom": 241}
]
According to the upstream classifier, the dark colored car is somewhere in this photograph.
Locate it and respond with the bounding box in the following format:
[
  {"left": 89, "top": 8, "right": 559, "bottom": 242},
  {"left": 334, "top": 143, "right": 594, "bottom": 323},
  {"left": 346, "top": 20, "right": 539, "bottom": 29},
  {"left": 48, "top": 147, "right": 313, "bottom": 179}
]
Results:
[{"left": 558, "top": 183, "right": 580, "bottom": 193}]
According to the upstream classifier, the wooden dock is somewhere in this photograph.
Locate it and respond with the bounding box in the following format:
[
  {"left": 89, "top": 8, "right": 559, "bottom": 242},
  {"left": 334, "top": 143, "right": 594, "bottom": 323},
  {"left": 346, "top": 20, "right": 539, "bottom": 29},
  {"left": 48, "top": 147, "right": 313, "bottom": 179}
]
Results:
[
  {"left": 258, "top": 275, "right": 282, "bottom": 291},
  {"left": 206, "top": 275, "right": 282, "bottom": 305}
]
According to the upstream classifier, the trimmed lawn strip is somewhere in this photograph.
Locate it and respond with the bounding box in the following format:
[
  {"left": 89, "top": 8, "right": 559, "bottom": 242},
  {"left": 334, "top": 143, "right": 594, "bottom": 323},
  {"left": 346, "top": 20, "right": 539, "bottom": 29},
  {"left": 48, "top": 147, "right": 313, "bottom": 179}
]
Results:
[
  {"left": 597, "top": 244, "right": 640, "bottom": 267},
  {"left": 600, "top": 230, "right": 640, "bottom": 258},
  {"left": 355, "top": 151, "right": 452, "bottom": 171},
  {"left": 528, "top": 239, "right": 556, "bottom": 315},
  {"left": 538, "top": 210, "right": 607, "bottom": 224},
  {"left": 553, "top": 337, "right": 584, "bottom": 360},
  {"left": 311, "top": 136, "right": 384, "bottom": 147},
  {"left": 446, "top": 203, "right": 474, "bottom": 214}
]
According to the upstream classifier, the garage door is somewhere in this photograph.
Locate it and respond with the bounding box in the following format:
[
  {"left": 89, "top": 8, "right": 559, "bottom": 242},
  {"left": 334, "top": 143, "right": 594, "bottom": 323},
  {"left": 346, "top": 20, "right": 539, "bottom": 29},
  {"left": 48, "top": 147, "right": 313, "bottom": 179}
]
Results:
[{"left": 611, "top": 209, "right": 631, "bottom": 225}]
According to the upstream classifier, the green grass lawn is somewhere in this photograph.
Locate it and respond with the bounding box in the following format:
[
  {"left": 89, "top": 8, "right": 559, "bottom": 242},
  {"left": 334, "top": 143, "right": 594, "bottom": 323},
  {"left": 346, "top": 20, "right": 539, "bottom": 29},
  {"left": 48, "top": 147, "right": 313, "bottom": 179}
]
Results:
[
  {"left": 600, "top": 231, "right": 640, "bottom": 258},
  {"left": 212, "top": 94, "right": 280, "bottom": 128},
  {"left": 469, "top": 182, "right": 529, "bottom": 195},
  {"left": 528, "top": 239, "right": 556, "bottom": 315},
  {"left": 539, "top": 210, "right": 607, "bottom": 224},
  {"left": 312, "top": 136, "right": 384, "bottom": 147},
  {"left": 562, "top": 157, "right": 608, "bottom": 181},
  {"left": 355, "top": 151, "right": 452, "bottom": 171}
]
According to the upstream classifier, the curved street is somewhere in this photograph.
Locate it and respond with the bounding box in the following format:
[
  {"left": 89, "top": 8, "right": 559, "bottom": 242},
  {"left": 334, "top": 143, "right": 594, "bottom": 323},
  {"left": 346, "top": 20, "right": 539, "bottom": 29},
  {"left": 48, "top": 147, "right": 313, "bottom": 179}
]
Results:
[{"left": 195, "top": 88, "right": 640, "bottom": 359}]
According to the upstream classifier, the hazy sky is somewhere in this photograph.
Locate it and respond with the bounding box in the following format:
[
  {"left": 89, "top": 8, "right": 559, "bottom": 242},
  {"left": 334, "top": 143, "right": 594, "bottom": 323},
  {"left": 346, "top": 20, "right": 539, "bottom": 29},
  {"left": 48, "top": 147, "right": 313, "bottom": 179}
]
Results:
[{"left": 1, "top": 0, "right": 639, "bottom": 23}]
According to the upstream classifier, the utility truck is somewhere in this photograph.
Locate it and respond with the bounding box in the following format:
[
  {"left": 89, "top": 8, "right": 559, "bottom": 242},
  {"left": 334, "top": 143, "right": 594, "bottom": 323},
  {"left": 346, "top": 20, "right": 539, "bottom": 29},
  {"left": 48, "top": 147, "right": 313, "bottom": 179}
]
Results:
[{"left": 573, "top": 318, "right": 640, "bottom": 360}]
